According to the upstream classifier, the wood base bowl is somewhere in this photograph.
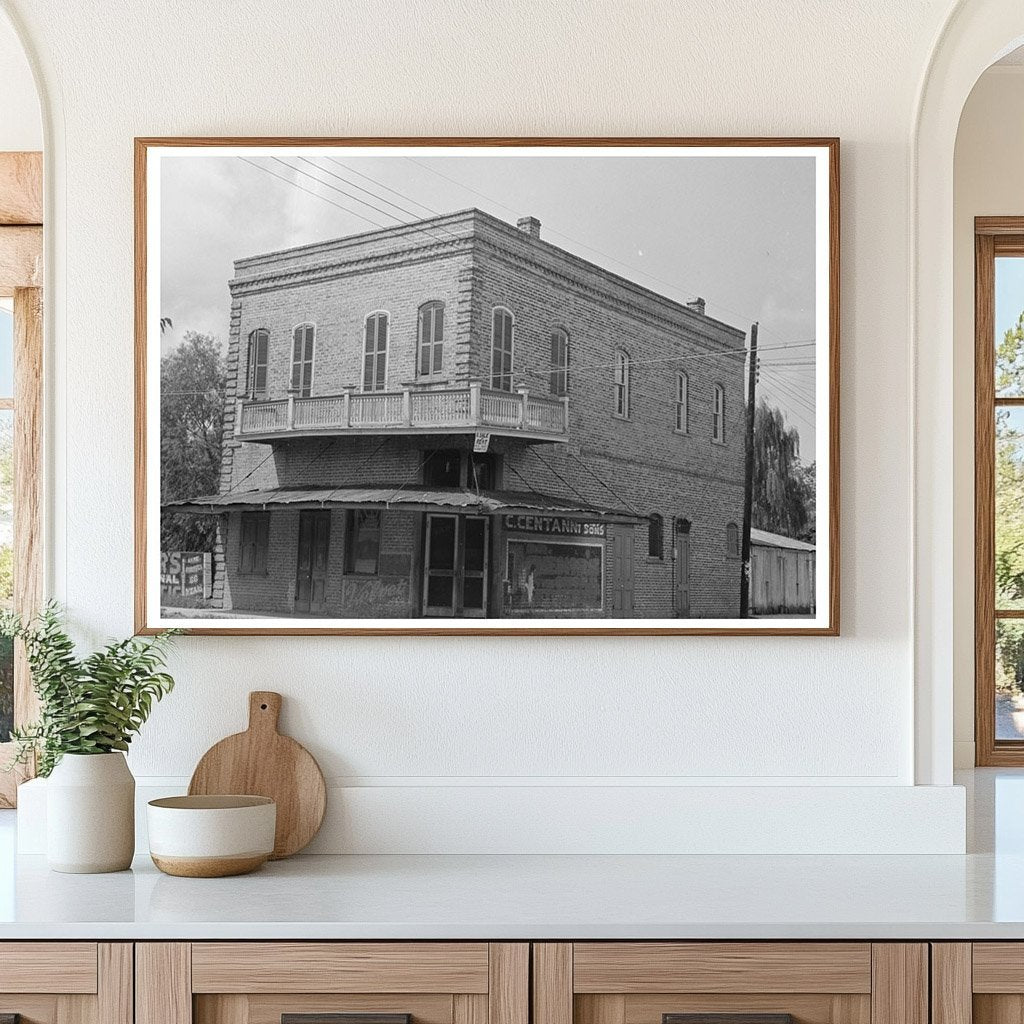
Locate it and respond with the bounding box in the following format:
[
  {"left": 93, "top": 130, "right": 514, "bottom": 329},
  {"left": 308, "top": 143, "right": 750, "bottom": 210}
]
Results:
[{"left": 147, "top": 795, "right": 276, "bottom": 878}]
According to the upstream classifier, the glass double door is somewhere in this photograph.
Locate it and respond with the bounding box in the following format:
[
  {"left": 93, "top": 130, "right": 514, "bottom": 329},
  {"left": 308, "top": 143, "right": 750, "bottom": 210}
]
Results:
[{"left": 423, "top": 514, "right": 489, "bottom": 617}]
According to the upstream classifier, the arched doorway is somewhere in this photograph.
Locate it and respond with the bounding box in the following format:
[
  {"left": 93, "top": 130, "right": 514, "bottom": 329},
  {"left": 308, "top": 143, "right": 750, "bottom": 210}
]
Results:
[{"left": 914, "top": 1, "right": 1024, "bottom": 784}]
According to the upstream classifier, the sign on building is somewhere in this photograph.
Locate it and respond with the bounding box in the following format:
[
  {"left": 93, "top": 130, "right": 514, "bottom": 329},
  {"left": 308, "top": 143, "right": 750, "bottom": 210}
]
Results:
[{"left": 161, "top": 551, "right": 213, "bottom": 600}]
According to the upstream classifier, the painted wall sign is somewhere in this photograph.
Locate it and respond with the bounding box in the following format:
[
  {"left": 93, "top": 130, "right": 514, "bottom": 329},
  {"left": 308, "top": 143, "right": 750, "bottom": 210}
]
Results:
[
  {"left": 161, "top": 551, "right": 213, "bottom": 600},
  {"left": 503, "top": 514, "right": 606, "bottom": 537}
]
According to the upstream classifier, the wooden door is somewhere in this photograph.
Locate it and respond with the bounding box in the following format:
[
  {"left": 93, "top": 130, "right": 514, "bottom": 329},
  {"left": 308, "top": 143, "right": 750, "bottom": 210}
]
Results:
[
  {"left": 533, "top": 943, "right": 927, "bottom": 1024},
  {"left": 607, "top": 525, "right": 634, "bottom": 616},
  {"left": 137, "top": 942, "right": 528, "bottom": 1024},
  {"left": 296, "top": 511, "right": 330, "bottom": 613},
  {"left": 675, "top": 520, "right": 691, "bottom": 617}
]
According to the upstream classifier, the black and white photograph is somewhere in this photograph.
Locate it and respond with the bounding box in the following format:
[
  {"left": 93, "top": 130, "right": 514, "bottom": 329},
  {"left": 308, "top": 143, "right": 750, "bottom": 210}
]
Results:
[{"left": 138, "top": 139, "right": 837, "bottom": 634}]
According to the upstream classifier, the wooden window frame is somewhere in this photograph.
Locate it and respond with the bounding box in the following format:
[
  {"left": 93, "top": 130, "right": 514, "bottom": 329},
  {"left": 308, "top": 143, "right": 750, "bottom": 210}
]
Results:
[
  {"left": 290, "top": 322, "right": 315, "bottom": 397},
  {"left": 550, "top": 326, "right": 569, "bottom": 397},
  {"left": 974, "top": 217, "right": 1024, "bottom": 765},
  {"left": 647, "top": 513, "right": 664, "bottom": 560},
  {"left": 713, "top": 382, "right": 726, "bottom": 443},
  {"left": 726, "top": 521, "right": 741, "bottom": 558},
  {"left": 490, "top": 306, "right": 514, "bottom": 391},
  {"left": 245, "top": 328, "right": 269, "bottom": 397},
  {"left": 613, "top": 348, "right": 630, "bottom": 418},
  {"left": 238, "top": 511, "right": 270, "bottom": 576},
  {"left": 0, "top": 151, "right": 44, "bottom": 808},
  {"left": 344, "top": 508, "right": 383, "bottom": 576},
  {"left": 417, "top": 301, "right": 444, "bottom": 378},
  {"left": 363, "top": 310, "right": 389, "bottom": 393},
  {"left": 675, "top": 370, "right": 689, "bottom": 433}
]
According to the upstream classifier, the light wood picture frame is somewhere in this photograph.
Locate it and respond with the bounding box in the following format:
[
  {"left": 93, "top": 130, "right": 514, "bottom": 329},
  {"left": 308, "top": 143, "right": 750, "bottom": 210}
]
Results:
[{"left": 135, "top": 137, "right": 839, "bottom": 636}]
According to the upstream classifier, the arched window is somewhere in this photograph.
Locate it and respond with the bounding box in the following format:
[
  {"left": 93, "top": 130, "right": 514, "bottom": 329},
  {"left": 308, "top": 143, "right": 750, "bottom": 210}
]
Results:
[
  {"left": 550, "top": 327, "right": 569, "bottom": 396},
  {"left": 490, "top": 307, "right": 514, "bottom": 390},
  {"left": 363, "top": 311, "right": 389, "bottom": 392},
  {"left": 648, "top": 513, "right": 664, "bottom": 559},
  {"left": 614, "top": 348, "right": 631, "bottom": 417},
  {"left": 246, "top": 328, "right": 269, "bottom": 398},
  {"left": 291, "top": 323, "right": 315, "bottom": 397},
  {"left": 713, "top": 383, "right": 725, "bottom": 442},
  {"left": 675, "top": 371, "right": 689, "bottom": 432},
  {"left": 726, "top": 521, "right": 740, "bottom": 557},
  {"left": 418, "top": 301, "right": 444, "bottom": 377}
]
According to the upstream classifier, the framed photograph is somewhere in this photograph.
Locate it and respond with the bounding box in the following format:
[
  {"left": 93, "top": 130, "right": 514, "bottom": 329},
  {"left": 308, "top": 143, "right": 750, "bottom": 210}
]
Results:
[{"left": 135, "top": 137, "right": 838, "bottom": 635}]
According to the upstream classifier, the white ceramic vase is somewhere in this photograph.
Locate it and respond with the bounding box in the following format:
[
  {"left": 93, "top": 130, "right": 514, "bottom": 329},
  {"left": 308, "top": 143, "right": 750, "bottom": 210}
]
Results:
[{"left": 46, "top": 752, "right": 135, "bottom": 873}]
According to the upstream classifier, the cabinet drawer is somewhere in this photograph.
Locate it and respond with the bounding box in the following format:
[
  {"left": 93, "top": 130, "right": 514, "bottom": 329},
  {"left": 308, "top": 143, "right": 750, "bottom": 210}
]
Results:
[
  {"left": 0, "top": 942, "right": 99, "bottom": 994},
  {"left": 572, "top": 944, "right": 872, "bottom": 994},
  {"left": 534, "top": 943, "right": 926, "bottom": 1024},
  {"left": 191, "top": 943, "right": 491, "bottom": 994},
  {"left": 139, "top": 942, "right": 529, "bottom": 1024}
]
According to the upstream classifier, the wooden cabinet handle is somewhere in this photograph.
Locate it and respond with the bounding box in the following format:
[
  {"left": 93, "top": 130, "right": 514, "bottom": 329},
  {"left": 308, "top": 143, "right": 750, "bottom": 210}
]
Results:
[
  {"left": 664, "top": 1016, "right": 794, "bottom": 1024},
  {"left": 283, "top": 1016, "right": 411, "bottom": 1024}
]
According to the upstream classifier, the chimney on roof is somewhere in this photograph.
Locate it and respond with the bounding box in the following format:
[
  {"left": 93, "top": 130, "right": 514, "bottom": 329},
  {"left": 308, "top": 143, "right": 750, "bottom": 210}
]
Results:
[
  {"left": 686, "top": 297, "right": 706, "bottom": 316},
  {"left": 517, "top": 216, "right": 541, "bottom": 240}
]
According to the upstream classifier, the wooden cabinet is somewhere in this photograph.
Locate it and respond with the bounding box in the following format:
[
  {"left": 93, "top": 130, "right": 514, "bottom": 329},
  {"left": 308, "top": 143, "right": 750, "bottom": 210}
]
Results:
[
  {"left": 532, "top": 944, "right": 928, "bottom": 1024},
  {"left": 932, "top": 943, "right": 1024, "bottom": 1024},
  {"left": 136, "top": 944, "right": 528, "bottom": 1024},
  {"left": 0, "top": 942, "right": 132, "bottom": 1024}
]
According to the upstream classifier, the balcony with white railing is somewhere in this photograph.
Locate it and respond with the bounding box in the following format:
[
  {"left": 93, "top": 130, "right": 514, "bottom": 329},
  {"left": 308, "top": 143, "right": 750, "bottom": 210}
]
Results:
[{"left": 233, "top": 383, "right": 569, "bottom": 443}]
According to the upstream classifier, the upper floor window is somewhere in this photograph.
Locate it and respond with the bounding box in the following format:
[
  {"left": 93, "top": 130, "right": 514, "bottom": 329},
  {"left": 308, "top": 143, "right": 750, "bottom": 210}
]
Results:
[
  {"left": 614, "top": 349, "right": 631, "bottom": 417},
  {"left": 648, "top": 513, "right": 664, "bottom": 559},
  {"left": 491, "top": 306, "right": 514, "bottom": 391},
  {"left": 726, "top": 521, "right": 740, "bottom": 557},
  {"left": 418, "top": 301, "right": 444, "bottom": 377},
  {"left": 291, "top": 323, "right": 315, "bottom": 398},
  {"left": 713, "top": 383, "right": 725, "bottom": 442},
  {"left": 675, "top": 371, "right": 689, "bottom": 433},
  {"left": 363, "top": 311, "right": 389, "bottom": 392},
  {"left": 246, "top": 328, "right": 269, "bottom": 398},
  {"left": 550, "top": 327, "right": 569, "bottom": 396}
]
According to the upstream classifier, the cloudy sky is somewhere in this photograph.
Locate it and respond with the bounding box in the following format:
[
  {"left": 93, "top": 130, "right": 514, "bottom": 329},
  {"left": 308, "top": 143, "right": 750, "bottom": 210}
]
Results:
[{"left": 159, "top": 149, "right": 818, "bottom": 450}]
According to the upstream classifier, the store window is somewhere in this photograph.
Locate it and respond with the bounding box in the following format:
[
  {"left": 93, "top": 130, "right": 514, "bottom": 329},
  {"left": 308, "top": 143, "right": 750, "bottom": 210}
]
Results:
[
  {"left": 239, "top": 512, "right": 270, "bottom": 575},
  {"left": 345, "top": 509, "right": 382, "bottom": 575}
]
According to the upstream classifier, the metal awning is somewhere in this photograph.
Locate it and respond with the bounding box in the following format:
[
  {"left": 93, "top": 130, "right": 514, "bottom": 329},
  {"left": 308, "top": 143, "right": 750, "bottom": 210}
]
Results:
[{"left": 164, "top": 485, "right": 641, "bottom": 521}]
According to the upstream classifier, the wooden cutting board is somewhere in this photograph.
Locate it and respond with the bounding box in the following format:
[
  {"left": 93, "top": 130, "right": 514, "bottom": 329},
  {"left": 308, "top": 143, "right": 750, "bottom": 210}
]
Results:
[{"left": 188, "top": 691, "right": 326, "bottom": 859}]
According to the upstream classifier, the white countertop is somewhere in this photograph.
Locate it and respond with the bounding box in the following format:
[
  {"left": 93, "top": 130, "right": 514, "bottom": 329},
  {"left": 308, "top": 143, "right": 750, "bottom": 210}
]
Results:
[
  {"left": 0, "top": 769, "right": 1021, "bottom": 941},
  {"left": 0, "top": 848, "right": 1023, "bottom": 940}
]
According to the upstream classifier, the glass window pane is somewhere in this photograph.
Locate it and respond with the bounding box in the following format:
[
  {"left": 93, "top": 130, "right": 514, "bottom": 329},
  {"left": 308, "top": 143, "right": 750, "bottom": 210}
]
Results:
[
  {"left": 997, "top": 407, "right": 1024, "bottom": 609},
  {"left": 428, "top": 516, "right": 456, "bottom": 570},
  {"left": 997, "top": 619, "right": 1024, "bottom": 740},
  {"left": 0, "top": 306, "right": 14, "bottom": 398},
  {"left": 996, "top": 257, "right": 1024, "bottom": 397},
  {"left": 464, "top": 518, "right": 486, "bottom": 572},
  {"left": 427, "top": 574, "right": 454, "bottom": 608}
]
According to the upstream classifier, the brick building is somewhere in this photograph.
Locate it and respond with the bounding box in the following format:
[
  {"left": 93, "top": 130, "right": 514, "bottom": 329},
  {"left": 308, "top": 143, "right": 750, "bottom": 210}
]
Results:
[{"left": 167, "top": 208, "right": 748, "bottom": 619}]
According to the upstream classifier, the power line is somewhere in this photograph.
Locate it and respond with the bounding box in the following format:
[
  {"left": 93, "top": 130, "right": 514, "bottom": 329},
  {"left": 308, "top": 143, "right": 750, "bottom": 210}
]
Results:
[
  {"left": 403, "top": 155, "right": 806, "bottom": 344},
  {"left": 238, "top": 158, "right": 387, "bottom": 230}
]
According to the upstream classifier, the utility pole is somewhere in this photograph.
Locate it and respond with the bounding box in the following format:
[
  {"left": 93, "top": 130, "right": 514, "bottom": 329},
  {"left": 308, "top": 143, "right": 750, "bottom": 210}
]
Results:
[{"left": 739, "top": 322, "right": 758, "bottom": 618}]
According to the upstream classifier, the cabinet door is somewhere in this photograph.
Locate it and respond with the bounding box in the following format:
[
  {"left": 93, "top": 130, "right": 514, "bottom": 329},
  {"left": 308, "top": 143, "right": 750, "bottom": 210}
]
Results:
[
  {"left": 0, "top": 942, "right": 131, "bottom": 1024},
  {"left": 533, "top": 944, "right": 927, "bottom": 1024},
  {"left": 941, "top": 943, "right": 1024, "bottom": 1024},
  {"left": 137, "top": 943, "right": 528, "bottom": 1024}
]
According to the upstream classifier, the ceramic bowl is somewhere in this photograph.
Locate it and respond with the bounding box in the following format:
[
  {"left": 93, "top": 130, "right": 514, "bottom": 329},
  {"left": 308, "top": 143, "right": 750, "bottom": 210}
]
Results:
[{"left": 147, "top": 795, "right": 276, "bottom": 877}]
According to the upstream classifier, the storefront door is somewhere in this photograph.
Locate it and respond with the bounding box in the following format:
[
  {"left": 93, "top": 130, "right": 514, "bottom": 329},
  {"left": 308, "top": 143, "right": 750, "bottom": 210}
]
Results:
[
  {"left": 607, "top": 523, "right": 635, "bottom": 617},
  {"left": 295, "top": 510, "right": 330, "bottom": 613},
  {"left": 423, "top": 514, "right": 489, "bottom": 617}
]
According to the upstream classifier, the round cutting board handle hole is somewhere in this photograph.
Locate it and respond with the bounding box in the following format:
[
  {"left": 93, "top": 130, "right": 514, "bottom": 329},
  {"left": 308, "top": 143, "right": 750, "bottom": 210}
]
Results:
[{"left": 260, "top": 703, "right": 267, "bottom": 710}]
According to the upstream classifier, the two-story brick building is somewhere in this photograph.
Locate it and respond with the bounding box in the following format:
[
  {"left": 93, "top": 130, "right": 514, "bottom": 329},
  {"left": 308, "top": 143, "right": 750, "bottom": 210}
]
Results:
[{"left": 165, "top": 208, "right": 748, "bottom": 619}]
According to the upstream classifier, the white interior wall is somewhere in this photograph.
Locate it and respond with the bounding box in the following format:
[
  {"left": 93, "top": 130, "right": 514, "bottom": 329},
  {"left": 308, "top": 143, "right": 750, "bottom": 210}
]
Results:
[
  {"left": 0, "top": 0, "right": 979, "bottom": 852},
  {"left": 952, "top": 65, "right": 1024, "bottom": 767}
]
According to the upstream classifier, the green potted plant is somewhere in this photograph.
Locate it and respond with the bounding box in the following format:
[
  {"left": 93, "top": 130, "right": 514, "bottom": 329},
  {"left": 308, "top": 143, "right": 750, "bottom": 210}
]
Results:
[{"left": 2, "top": 603, "right": 178, "bottom": 873}]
